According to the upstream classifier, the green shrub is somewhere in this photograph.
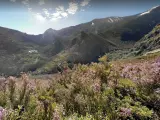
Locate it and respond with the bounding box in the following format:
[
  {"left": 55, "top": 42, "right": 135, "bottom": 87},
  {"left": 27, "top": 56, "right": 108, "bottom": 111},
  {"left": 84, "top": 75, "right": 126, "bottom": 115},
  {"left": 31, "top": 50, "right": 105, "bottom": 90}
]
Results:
[{"left": 0, "top": 60, "right": 158, "bottom": 120}]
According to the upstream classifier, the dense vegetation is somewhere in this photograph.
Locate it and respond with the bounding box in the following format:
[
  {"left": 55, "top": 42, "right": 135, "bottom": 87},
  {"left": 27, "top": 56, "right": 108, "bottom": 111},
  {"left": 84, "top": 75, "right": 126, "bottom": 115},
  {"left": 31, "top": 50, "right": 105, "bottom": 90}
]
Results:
[
  {"left": 0, "top": 56, "right": 159, "bottom": 120},
  {"left": 130, "top": 24, "right": 160, "bottom": 56},
  {"left": 0, "top": 6, "right": 160, "bottom": 120}
]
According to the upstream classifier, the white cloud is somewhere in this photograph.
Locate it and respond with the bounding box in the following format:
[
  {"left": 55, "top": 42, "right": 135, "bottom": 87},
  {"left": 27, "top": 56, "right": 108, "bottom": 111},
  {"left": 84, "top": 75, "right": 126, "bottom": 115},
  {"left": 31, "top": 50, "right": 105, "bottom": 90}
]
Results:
[
  {"left": 52, "top": 12, "right": 60, "bottom": 18},
  {"left": 56, "top": 6, "right": 68, "bottom": 18},
  {"left": 35, "top": 13, "right": 46, "bottom": 22},
  {"left": 31, "top": 5, "right": 68, "bottom": 22},
  {"left": 50, "top": 6, "right": 68, "bottom": 20},
  {"left": 81, "top": 0, "right": 91, "bottom": 7},
  {"left": 10, "top": 0, "right": 16, "bottom": 2},
  {"left": 39, "top": 0, "right": 45, "bottom": 6},
  {"left": 20, "top": 0, "right": 92, "bottom": 34},
  {"left": 50, "top": 16, "right": 62, "bottom": 22},
  {"left": 50, "top": 18, "right": 58, "bottom": 21},
  {"left": 61, "top": 12, "right": 68, "bottom": 17},
  {"left": 43, "top": 8, "right": 50, "bottom": 17},
  {"left": 25, "top": 12, "right": 80, "bottom": 35},
  {"left": 12, "top": 0, "right": 90, "bottom": 23},
  {"left": 26, "top": 0, "right": 91, "bottom": 25},
  {"left": 66, "top": 2, "right": 78, "bottom": 15}
]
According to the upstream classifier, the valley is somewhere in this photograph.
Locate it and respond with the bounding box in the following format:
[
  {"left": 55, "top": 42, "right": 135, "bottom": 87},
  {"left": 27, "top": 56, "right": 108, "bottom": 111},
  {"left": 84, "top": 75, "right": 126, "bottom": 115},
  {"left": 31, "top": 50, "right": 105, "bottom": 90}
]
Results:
[
  {"left": 0, "top": 6, "right": 160, "bottom": 76},
  {"left": 0, "top": 4, "right": 160, "bottom": 120}
]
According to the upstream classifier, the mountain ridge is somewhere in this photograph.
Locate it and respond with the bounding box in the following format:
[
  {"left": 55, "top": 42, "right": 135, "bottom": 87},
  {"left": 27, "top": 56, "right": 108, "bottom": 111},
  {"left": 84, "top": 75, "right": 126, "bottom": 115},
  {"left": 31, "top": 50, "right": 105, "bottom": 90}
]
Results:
[{"left": 0, "top": 6, "right": 160, "bottom": 75}]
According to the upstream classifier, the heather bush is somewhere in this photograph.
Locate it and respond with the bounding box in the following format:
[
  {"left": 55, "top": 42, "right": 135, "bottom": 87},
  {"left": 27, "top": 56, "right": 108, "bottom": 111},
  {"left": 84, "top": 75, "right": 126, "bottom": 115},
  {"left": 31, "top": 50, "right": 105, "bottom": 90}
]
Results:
[
  {"left": 0, "top": 57, "right": 159, "bottom": 119},
  {"left": 121, "top": 57, "right": 160, "bottom": 84},
  {"left": 120, "top": 57, "right": 160, "bottom": 118}
]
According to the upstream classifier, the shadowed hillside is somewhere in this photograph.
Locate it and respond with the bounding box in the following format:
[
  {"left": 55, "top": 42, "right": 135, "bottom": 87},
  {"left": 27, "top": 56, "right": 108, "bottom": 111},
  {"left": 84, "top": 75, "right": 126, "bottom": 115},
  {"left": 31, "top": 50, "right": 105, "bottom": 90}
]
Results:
[{"left": 131, "top": 24, "right": 160, "bottom": 55}]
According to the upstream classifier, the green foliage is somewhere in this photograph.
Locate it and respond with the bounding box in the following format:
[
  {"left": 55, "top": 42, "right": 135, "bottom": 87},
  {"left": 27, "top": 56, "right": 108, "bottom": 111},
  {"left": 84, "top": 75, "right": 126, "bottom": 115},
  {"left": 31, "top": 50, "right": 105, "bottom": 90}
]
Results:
[
  {"left": 0, "top": 61, "right": 159, "bottom": 120},
  {"left": 118, "top": 78, "right": 136, "bottom": 88}
]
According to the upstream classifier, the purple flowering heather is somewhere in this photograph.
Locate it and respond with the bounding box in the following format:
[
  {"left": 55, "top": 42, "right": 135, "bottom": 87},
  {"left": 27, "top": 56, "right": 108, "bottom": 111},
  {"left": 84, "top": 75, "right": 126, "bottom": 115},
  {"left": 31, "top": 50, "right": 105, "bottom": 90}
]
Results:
[
  {"left": 0, "top": 107, "right": 4, "bottom": 120},
  {"left": 156, "top": 57, "right": 160, "bottom": 63},
  {"left": 121, "top": 58, "right": 160, "bottom": 84},
  {"left": 0, "top": 112, "right": 2, "bottom": 120},
  {"left": 120, "top": 108, "right": 131, "bottom": 117},
  {"left": 92, "top": 83, "right": 101, "bottom": 92},
  {"left": 53, "top": 110, "right": 60, "bottom": 120}
]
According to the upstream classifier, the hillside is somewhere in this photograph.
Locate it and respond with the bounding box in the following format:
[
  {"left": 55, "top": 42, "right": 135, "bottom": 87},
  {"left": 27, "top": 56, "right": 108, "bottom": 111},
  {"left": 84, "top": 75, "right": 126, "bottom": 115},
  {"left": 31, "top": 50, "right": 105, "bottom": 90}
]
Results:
[
  {"left": 56, "top": 6, "right": 160, "bottom": 43},
  {"left": 0, "top": 27, "right": 67, "bottom": 75},
  {"left": 36, "top": 32, "right": 118, "bottom": 74},
  {"left": 0, "top": 6, "right": 160, "bottom": 75},
  {"left": 131, "top": 24, "right": 160, "bottom": 55},
  {"left": 106, "top": 24, "right": 160, "bottom": 60}
]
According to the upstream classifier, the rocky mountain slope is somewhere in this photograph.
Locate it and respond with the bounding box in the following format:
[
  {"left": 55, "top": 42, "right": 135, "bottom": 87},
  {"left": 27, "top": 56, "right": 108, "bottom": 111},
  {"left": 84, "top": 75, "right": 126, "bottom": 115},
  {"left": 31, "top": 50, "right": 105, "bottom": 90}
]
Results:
[
  {"left": 0, "top": 6, "right": 160, "bottom": 75},
  {"left": 130, "top": 24, "right": 160, "bottom": 56}
]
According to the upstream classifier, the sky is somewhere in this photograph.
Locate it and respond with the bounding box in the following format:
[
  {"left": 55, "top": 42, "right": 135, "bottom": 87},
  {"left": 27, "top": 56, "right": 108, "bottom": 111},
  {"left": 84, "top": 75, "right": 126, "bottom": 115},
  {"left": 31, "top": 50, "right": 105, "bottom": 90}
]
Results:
[{"left": 0, "top": 0, "right": 160, "bottom": 35}]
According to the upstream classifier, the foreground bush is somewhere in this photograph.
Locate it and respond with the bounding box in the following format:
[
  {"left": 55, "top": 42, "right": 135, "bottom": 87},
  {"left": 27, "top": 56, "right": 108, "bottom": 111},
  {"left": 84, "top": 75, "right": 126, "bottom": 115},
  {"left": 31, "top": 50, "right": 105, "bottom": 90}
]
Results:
[{"left": 0, "top": 58, "right": 159, "bottom": 120}]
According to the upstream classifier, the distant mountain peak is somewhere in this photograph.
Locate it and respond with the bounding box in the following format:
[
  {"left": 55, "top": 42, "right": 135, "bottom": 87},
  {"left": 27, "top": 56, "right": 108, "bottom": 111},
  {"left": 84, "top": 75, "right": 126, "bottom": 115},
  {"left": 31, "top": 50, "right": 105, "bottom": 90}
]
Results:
[
  {"left": 42, "top": 28, "right": 58, "bottom": 43},
  {"left": 44, "top": 28, "right": 56, "bottom": 34},
  {"left": 139, "top": 5, "right": 160, "bottom": 16}
]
